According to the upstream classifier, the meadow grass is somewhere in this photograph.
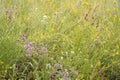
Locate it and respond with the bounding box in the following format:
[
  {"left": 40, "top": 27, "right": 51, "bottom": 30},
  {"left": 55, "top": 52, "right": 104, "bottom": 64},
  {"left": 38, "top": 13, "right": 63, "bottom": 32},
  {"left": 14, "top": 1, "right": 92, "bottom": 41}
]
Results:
[{"left": 0, "top": 0, "right": 120, "bottom": 80}]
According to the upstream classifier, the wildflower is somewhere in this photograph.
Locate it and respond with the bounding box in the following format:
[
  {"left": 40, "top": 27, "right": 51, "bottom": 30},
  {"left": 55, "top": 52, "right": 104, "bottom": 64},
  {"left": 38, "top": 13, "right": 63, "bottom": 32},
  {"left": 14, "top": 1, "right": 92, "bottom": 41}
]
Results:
[
  {"left": 65, "top": 52, "right": 68, "bottom": 55},
  {"left": 98, "top": 70, "right": 102, "bottom": 76},
  {"left": 49, "top": 74, "right": 55, "bottom": 80},
  {"left": 46, "top": 63, "right": 52, "bottom": 69},
  {"left": 41, "top": 15, "right": 49, "bottom": 24},
  {"left": 71, "top": 51, "right": 74, "bottom": 54},
  {"left": 54, "top": 63, "right": 62, "bottom": 70},
  {"left": 63, "top": 69, "right": 70, "bottom": 80},
  {"left": 35, "top": 8, "right": 38, "bottom": 11},
  {"left": 9, "top": 66, "right": 12, "bottom": 69},
  {"left": 43, "top": 15, "right": 48, "bottom": 19},
  {"left": 106, "top": 8, "right": 110, "bottom": 12},
  {"left": 91, "top": 65, "right": 93, "bottom": 68},
  {"left": 16, "top": 64, "right": 19, "bottom": 67},
  {"left": 61, "top": 57, "right": 63, "bottom": 60},
  {"left": 64, "top": 69, "right": 69, "bottom": 76},
  {"left": 82, "top": 2, "right": 89, "bottom": 6},
  {"left": 24, "top": 47, "right": 35, "bottom": 53},
  {"left": 24, "top": 42, "right": 36, "bottom": 53},
  {"left": 51, "top": 57, "right": 54, "bottom": 60},
  {"left": 26, "top": 53, "right": 32, "bottom": 58},
  {"left": 39, "top": 46, "right": 48, "bottom": 54}
]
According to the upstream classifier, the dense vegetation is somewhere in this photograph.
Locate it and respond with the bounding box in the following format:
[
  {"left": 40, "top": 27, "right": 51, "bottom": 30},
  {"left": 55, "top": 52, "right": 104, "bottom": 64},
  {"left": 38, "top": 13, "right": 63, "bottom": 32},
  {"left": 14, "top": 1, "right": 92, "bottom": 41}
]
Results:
[{"left": 0, "top": 0, "right": 120, "bottom": 80}]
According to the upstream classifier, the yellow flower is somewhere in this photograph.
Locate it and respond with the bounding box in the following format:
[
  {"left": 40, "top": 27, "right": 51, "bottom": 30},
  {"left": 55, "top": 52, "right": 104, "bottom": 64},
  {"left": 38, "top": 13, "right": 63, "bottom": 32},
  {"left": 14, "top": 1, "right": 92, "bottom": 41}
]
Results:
[
  {"left": 51, "top": 57, "right": 53, "bottom": 60},
  {"left": 82, "top": 2, "right": 89, "bottom": 6},
  {"left": 4, "top": 70, "right": 7, "bottom": 73},
  {"left": 51, "top": 28, "right": 55, "bottom": 32},
  {"left": 106, "top": 8, "right": 110, "bottom": 12},
  {"left": 9, "top": 66, "right": 13, "bottom": 69}
]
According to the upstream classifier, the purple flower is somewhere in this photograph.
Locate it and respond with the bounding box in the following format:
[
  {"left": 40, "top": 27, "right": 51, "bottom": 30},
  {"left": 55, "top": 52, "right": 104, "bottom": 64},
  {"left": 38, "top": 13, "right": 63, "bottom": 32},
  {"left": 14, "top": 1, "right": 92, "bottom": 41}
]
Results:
[
  {"left": 54, "top": 63, "right": 62, "bottom": 70},
  {"left": 64, "top": 69, "right": 69, "bottom": 77},
  {"left": 49, "top": 74, "right": 55, "bottom": 80},
  {"left": 26, "top": 53, "right": 32, "bottom": 58},
  {"left": 39, "top": 46, "right": 48, "bottom": 53},
  {"left": 63, "top": 69, "right": 70, "bottom": 80},
  {"left": 16, "top": 64, "right": 19, "bottom": 67},
  {"left": 98, "top": 70, "right": 102, "bottom": 76},
  {"left": 24, "top": 42, "right": 36, "bottom": 53}
]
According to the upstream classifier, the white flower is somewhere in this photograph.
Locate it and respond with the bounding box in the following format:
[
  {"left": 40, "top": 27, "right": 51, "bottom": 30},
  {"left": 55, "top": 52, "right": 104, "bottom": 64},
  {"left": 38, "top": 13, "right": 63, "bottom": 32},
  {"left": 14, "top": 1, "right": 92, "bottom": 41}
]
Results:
[
  {"left": 71, "top": 51, "right": 74, "bottom": 54},
  {"left": 65, "top": 52, "right": 68, "bottom": 55},
  {"left": 41, "top": 15, "right": 49, "bottom": 24},
  {"left": 61, "top": 57, "right": 63, "bottom": 60},
  {"left": 91, "top": 65, "right": 93, "bottom": 68},
  {"left": 35, "top": 8, "right": 38, "bottom": 10},
  {"left": 46, "top": 63, "right": 52, "bottom": 69},
  {"left": 43, "top": 15, "right": 48, "bottom": 20}
]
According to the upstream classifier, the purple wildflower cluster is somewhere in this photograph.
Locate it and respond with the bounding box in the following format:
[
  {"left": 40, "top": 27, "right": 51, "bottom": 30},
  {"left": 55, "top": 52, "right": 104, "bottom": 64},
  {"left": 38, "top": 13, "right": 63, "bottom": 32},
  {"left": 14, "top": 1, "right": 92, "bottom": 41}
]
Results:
[
  {"left": 49, "top": 63, "right": 78, "bottom": 80},
  {"left": 19, "top": 34, "right": 48, "bottom": 58},
  {"left": 24, "top": 42, "right": 36, "bottom": 53}
]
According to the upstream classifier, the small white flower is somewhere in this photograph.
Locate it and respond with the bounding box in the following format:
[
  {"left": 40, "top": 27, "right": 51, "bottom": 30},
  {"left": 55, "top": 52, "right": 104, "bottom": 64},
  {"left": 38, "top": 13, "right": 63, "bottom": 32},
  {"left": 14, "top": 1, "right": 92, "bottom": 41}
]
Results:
[
  {"left": 35, "top": 8, "right": 38, "bottom": 10},
  {"left": 61, "top": 57, "right": 63, "bottom": 60},
  {"left": 43, "top": 15, "right": 48, "bottom": 20},
  {"left": 91, "top": 65, "right": 93, "bottom": 68},
  {"left": 65, "top": 52, "right": 68, "bottom": 55},
  {"left": 71, "top": 51, "right": 74, "bottom": 54},
  {"left": 46, "top": 63, "right": 52, "bottom": 69},
  {"left": 51, "top": 57, "right": 53, "bottom": 60}
]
